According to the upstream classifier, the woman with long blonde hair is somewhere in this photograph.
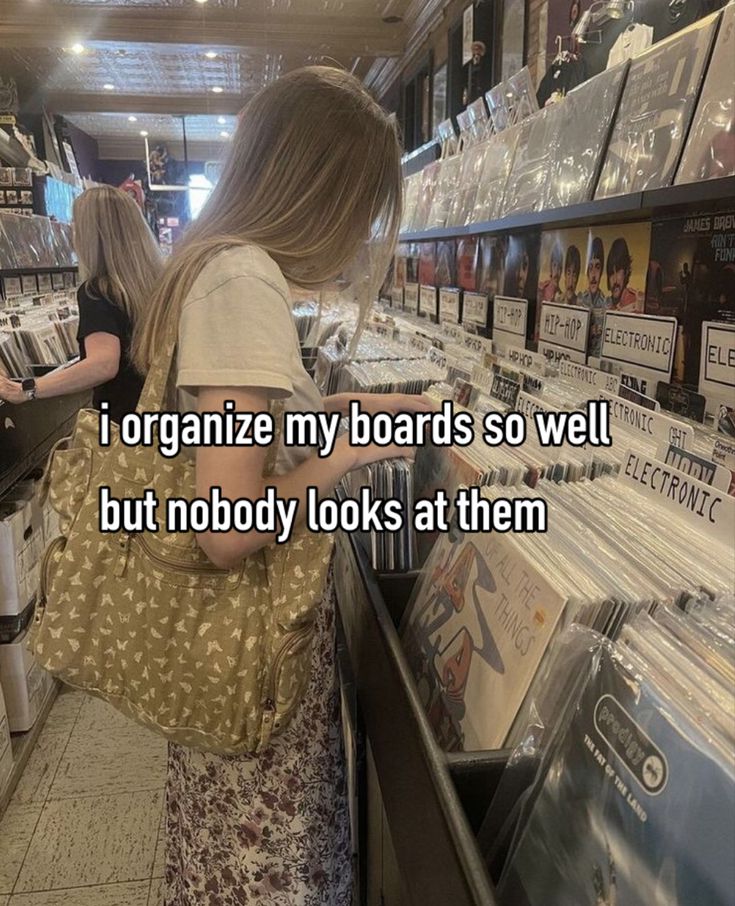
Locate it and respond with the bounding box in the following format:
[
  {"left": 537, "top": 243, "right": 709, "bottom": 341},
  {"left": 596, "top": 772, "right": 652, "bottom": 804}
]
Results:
[
  {"left": 136, "top": 66, "right": 429, "bottom": 904},
  {"left": 0, "top": 185, "right": 162, "bottom": 423}
]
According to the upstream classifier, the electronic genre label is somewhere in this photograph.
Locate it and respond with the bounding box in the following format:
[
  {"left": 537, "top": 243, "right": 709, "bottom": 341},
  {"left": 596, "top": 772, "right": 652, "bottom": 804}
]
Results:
[
  {"left": 699, "top": 322, "right": 735, "bottom": 408},
  {"left": 600, "top": 311, "right": 678, "bottom": 379}
]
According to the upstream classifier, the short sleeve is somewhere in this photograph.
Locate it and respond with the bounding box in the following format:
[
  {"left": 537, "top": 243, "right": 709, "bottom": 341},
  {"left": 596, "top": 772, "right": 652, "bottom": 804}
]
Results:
[
  {"left": 77, "top": 285, "right": 125, "bottom": 341},
  {"left": 177, "top": 271, "right": 296, "bottom": 398}
]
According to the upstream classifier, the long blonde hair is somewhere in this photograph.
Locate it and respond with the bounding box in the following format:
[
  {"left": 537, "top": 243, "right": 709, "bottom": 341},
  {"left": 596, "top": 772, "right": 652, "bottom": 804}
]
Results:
[
  {"left": 73, "top": 185, "right": 163, "bottom": 328},
  {"left": 134, "top": 66, "right": 402, "bottom": 373}
]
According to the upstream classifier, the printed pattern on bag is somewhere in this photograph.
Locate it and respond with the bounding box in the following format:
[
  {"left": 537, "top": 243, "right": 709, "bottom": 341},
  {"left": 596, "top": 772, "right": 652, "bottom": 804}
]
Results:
[{"left": 32, "top": 337, "right": 333, "bottom": 755}]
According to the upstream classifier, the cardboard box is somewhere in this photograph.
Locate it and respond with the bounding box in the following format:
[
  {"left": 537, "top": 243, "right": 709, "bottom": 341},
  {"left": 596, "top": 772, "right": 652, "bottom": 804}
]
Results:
[
  {"left": 0, "top": 489, "right": 44, "bottom": 617},
  {"left": 0, "top": 626, "right": 54, "bottom": 732},
  {"left": 0, "top": 682, "right": 13, "bottom": 792}
]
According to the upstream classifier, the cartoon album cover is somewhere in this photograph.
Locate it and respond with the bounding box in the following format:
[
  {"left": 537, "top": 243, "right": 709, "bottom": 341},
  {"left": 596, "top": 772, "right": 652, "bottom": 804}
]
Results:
[
  {"left": 646, "top": 210, "right": 735, "bottom": 386},
  {"left": 401, "top": 524, "right": 567, "bottom": 751},
  {"left": 676, "top": 4, "right": 735, "bottom": 185},
  {"left": 595, "top": 15, "right": 719, "bottom": 198},
  {"left": 500, "top": 645, "right": 735, "bottom": 906}
]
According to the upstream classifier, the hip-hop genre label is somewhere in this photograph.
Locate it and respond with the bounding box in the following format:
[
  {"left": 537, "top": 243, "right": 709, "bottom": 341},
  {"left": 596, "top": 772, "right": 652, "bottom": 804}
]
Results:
[
  {"left": 403, "top": 282, "right": 419, "bottom": 314},
  {"left": 439, "top": 289, "right": 461, "bottom": 324},
  {"left": 538, "top": 340, "right": 586, "bottom": 365},
  {"left": 493, "top": 295, "right": 527, "bottom": 350},
  {"left": 601, "top": 311, "right": 677, "bottom": 378},
  {"left": 699, "top": 322, "right": 735, "bottom": 406},
  {"left": 462, "top": 291, "right": 490, "bottom": 328},
  {"left": 419, "top": 284, "right": 438, "bottom": 321},
  {"left": 539, "top": 302, "right": 591, "bottom": 354}
]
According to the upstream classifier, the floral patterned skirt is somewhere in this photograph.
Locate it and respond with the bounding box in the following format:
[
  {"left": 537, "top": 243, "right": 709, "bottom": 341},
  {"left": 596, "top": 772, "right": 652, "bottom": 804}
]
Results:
[{"left": 164, "top": 575, "right": 352, "bottom": 906}]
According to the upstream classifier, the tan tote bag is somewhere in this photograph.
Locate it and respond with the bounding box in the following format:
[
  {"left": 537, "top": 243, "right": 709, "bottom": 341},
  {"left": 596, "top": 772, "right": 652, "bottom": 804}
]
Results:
[{"left": 32, "top": 331, "right": 333, "bottom": 755}]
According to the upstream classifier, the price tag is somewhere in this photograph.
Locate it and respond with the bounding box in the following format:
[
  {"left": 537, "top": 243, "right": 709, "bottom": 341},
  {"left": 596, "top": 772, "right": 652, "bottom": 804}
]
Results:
[{"left": 493, "top": 295, "right": 527, "bottom": 351}]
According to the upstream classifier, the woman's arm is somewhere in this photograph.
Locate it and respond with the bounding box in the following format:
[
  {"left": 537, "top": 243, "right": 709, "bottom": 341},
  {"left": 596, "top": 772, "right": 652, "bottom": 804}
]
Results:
[
  {"left": 323, "top": 391, "right": 435, "bottom": 417},
  {"left": 196, "top": 386, "right": 410, "bottom": 568},
  {"left": 0, "top": 332, "right": 121, "bottom": 404}
]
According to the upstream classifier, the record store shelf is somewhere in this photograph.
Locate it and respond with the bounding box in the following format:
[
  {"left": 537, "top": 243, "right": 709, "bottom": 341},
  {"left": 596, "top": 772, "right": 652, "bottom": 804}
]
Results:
[
  {"left": 399, "top": 175, "right": 735, "bottom": 243},
  {"left": 334, "top": 524, "right": 512, "bottom": 906},
  {"left": 0, "top": 388, "right": 88, "bottom": 500}
]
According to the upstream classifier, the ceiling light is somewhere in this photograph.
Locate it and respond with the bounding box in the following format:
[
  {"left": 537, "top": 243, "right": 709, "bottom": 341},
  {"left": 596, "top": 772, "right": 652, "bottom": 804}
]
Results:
[
  {"left": 220, "top": 131, "right": 230, "bottom": 138},
  {"left": 205, "top": 51, "right": 218, "bottom": 59},
  {"left": 211, "top": 86, "right": 224, "bottom": 93},
  {"left": 128, "top": 115, "right": 138, "bottom": 122},
  {"left": 217, "top": 116, "right": 227, "bottom": 125},
  {"left": 103, "top": 83, "right": 115, "bottom": 90},
  {"left": 140, "top": 130, "right": 149, "bottom": 137},
  {"left": 194, "top": 0, "right": 209, "bottom": 4},
  {"left": 70, "top": 43, "right": 85, "bottom": 55}
]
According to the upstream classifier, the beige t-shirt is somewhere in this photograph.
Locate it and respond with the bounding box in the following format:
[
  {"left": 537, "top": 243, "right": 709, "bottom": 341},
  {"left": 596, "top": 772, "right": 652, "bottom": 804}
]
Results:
[{"left": 176, "top": 245, "right": 323, "bottom": 474}]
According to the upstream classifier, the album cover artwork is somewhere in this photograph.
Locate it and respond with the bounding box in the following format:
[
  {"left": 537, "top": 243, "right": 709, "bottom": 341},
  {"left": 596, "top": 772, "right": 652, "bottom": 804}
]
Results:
[
  {"left": 595, "top": 15, "right": 719, "bottom": 198},
  {"left": 502, "top": 233, "right": 541, "bottom": 340},
  {"left": 418, "top": 242, "right": 437, "bottom": 286},
  {"left": 547, "top": 63, "right": 628, "bottom": 209},
  {"left": 477, "top": 234, "right": 508, "bottom": 297},
  {"left": 676, "top": 4, "right": 735, "bottom": 185},
  {"left": 402, "top": 526, "right": 567, "bottom": 751},
  {"left": 576, "top": 223, "right": 651, "bottom": 357},
  {"left": 456, "top": 236, "right": 480, "bottom": 292},
  {"left": 500, "top": 646, "right": 735, "bottom": 906},
  {"left": 645, "top": 210, "right": 735, "bottom": 385},
  {"left": 436, "top": 240, "right": 458, "bottom": 288},
  {"left": 535, "top": 227, "right": 591, "bottom": 337}
]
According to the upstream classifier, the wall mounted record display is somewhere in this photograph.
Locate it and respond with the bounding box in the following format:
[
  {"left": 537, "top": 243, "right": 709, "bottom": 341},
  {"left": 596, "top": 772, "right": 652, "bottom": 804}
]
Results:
[
  {"left": 676, "top": 2, "right": 735, "bottom": 185},
  {"left": 595, "top": 13, "right": 720, "bottom": 199}
]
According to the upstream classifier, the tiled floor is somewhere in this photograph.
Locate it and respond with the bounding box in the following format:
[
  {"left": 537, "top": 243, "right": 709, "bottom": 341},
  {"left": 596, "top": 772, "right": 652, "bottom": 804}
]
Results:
[{"left": 0, "top": 686, "right": 167, "bottom": 905}]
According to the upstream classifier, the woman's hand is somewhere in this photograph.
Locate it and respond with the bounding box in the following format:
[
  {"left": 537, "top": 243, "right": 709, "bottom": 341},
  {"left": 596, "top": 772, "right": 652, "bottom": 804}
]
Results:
[{"left": 0, "top": 375, "right": 26, "bottom": 405}]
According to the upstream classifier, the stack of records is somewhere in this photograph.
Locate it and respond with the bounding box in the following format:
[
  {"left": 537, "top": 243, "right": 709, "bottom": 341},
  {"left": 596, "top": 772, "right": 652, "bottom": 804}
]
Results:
[
  {"left": 344, "top": 459, "right": 415, "bottom": 572},
  {"left": 401, "top": 472, "right": 733, "bottom": 753},
  {"left": 0, "top": 329, "right": 32, "bottom": 377},
  {"left": 498, "top": 603, "right": 735, "bottom": 906},
  {"left": 336, "top": 358, "right": 446, "bottom": 395}
]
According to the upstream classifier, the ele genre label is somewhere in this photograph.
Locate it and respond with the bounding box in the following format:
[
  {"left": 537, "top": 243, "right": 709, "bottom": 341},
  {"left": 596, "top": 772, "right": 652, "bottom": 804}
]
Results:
[
  {"left": 600, "top": 391, "right": 693, "bottom": 448},
  {"left": 601, "top": 311, "right": 677, "bottom": 378},
  {"left": 699, "top": 322, "right": 735, "bottom": 407}
]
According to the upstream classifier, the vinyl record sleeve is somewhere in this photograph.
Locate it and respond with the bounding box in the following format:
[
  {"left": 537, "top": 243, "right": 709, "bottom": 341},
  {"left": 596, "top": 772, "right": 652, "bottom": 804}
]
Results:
[
  {"left": 547, "top": 63, "right": 628, "bottom": 209},
  {"left": 595, "top": 15, "right": 719, "bottom": 199},
  {"left": 500, "top": 646, "right": 735, "bottom": 906},
  {"left": 402, "top": 528, "right": 567, "bottom": 750},
  {"left": 676, "top": 4, "right": 735, "bottom": 185},
  {"left": 502, "top": 108, "right": 561, "bottom": 217}
]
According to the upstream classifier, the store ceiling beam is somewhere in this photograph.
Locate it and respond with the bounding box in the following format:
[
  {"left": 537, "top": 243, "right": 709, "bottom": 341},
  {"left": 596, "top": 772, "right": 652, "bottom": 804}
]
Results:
[
  {"left": 45, "top": 92, "right": 246, "bottom": 116},
  {"left": 0, "top": 1, "right": 405, "bottom": 57}
]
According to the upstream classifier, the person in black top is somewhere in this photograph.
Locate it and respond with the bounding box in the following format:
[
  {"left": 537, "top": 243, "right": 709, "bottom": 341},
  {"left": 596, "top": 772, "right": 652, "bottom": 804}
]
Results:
[{"left": 0, "top": 185, "right": 162, "bottom": 422}]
